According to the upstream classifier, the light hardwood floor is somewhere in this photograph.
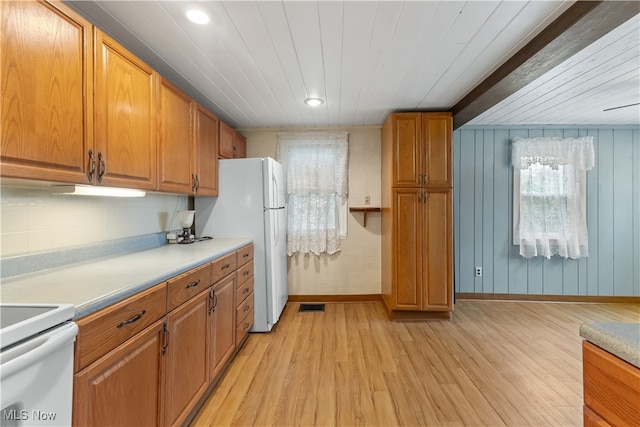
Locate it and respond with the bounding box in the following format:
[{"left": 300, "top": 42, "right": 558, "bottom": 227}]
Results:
[{"left": 191, "top": 300, "right": 639, "bottom": 427}]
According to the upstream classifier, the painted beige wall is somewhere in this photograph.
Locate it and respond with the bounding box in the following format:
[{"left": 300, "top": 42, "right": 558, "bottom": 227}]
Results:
[{"left": 242, "top": 127, "right": 382, "bottom": 296}]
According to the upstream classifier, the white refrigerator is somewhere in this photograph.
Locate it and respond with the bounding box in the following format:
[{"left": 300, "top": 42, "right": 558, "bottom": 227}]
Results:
[{"left": 195, "top": 157, "right": 288, "bottom": 332}]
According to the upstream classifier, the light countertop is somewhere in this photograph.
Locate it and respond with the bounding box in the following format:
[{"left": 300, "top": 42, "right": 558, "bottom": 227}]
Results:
[
  {"left": 0, "top": 238, "right": 251, "bottom": 319},
  {"left": 580, "top": 322, "right": 640, "bottom": 368}
]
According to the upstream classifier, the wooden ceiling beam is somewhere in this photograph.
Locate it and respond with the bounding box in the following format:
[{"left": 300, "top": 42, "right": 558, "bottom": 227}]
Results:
[{"left": 451, "top": 1, "right": 640, "bottom": 130}]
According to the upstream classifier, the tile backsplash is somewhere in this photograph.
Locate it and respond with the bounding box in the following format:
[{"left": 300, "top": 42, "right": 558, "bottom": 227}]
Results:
[{"left": 0, "top": 186, "right": 187, "bottom": 257}]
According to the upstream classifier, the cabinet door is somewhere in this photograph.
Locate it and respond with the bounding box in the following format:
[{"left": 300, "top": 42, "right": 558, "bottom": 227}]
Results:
[
  {"left": 209, "top": 274, "right": 236, "bottom": 382},
  {"left": 392, "top": 188, "right": 422, "bottom": 310},
  {"left": 421, "top": 113, "right": 452, "bottom": 187},
  {"left": 165, "top": 290, "right": 209, "bottom": 427},
  {"left": 94, "top": 30, "right": 157, "bottom": 189},
  {"left": 1, "top": 0, "right": 93, "bottom": 183},
  {"left": 392, "top": 113, "right": 422, "bottom": 187},
  {"left": 219, "top": 121, "right": 234, "bottom": 159},
  {"left": 232, "top": 132, "right": 247, "bottom": 158},
  {"left": 195, "top": 104, "right": 219, "bottom": 196},
  {"left": 422, "top": 189, "right": 453, "bottom": 311},
  {"left": 158, "top": 78, "right": 193, "bottom": 193},
  {"left": 73, "top": 320, "right": 165, "bottom": 427}
]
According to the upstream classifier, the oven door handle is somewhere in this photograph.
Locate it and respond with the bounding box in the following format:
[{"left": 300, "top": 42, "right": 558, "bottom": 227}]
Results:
[{"left": 0, "top": 322, "right": 78, "bottom": 379}]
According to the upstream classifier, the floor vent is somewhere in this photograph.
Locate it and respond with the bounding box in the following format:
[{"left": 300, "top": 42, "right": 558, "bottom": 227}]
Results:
[{"left": 299, "top": 303, "right": 325, "bottom": 312}]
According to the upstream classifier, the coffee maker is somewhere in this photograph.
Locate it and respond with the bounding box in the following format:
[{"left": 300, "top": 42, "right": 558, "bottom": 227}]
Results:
[{"left": 177, "top": 210, "right": 196, "bottom": 244}]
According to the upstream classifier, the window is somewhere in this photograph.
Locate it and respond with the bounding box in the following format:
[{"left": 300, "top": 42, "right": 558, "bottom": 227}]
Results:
[
  {"left": 512, "top": 136, "right": 595, "bottom": 259},
  {"left": 277, "top": 132, "right": 349, "bottom": 256}
]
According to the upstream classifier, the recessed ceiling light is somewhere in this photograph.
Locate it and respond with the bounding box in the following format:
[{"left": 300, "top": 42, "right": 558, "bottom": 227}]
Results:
[
  {"left": 186, "top": 9, "right": 209, "bottom": 25},
  {"left": 304, "top": 97, "right": 324, "bottom": 107}
]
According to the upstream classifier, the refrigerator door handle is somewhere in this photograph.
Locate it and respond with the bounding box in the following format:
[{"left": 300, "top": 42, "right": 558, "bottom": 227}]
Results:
[
  {"left": 274, "top": 210, "right": 278, "bottom": 246},
  {"left": 272, "top": 171, "right": 278, "bottom": 208}
]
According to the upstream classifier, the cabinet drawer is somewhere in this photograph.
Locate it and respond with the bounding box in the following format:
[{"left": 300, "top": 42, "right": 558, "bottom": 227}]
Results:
[
  {"left": 236, "top": 309, "right": 253, "bottom": 344},
  {"left": 236, "top": 277, "right": 253, "bottom": 305},
  {"left": 583, "top": 341, "right": 640, "bottom": 427},
  {"left": 236, "top": 262, "right": 253, "bottom": 285},
  {"left": 237, "top": 244, "right": 254, "bottom": 266},
  {"left": 167, "top": 263, "right": 211, "bottom": 312},
  {"left": 236, "top": 291, "right": 254, "bottom": 326},
  {"left": 211, "top": 252, "right": 237, "bottom": 283},
  {"left": 74, "top": 283, "right": 167, "bottom": 372}
]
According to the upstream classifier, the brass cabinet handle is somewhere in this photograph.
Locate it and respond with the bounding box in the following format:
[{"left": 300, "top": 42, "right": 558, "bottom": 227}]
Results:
[
  {"left": 192, "top": 173, "right": 200, "bottom": 194},
  {"left": 243, "top": 270, "right": 249, "bottom": 276},
  {"left": 243, "top": 323, "right": 250, "bottom": 330},
  {"left": 87, "top": 150, "right": 96, "bottom": 183},
  {"left": 208, "top": 289, "right": 217, "bottom": 314},
  {"left": 243, "top": 288, "right": 249, "bottom": 294},
  {"left": 185, "top": 279, "right": 200, "bottom": 289},
  {"left": 117, "top": 310, "right": 146, "bottom": 328},
  {"left": 97, "top": 152, "right": 106, "bottom": 183},
  {"left": 243, "top": 305, "right": 250, "bottom": 312},
  {"left": 162, "top": 322, "right": 169, "bottom": 355},
  {"left": 221, "top": 264, "right": 230, "bottom": 270}
]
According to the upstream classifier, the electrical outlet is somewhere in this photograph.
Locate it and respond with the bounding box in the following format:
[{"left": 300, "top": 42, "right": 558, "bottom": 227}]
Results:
[
  {"left": 475, "top": 267, "right": 482, "bottom": 277},
  {"left": 364, "top": 195, "right": 371, "bottom": 205}
]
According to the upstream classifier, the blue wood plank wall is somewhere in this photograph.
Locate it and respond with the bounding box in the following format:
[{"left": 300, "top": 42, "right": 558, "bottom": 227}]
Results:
[{"left": 453, "top": 126, "right": 640, "bottom": 296}]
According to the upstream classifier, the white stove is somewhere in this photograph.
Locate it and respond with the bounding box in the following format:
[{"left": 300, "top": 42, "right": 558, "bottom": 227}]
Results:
[{"left": 0, "top": 304, "right": 77, "bottom": 426}]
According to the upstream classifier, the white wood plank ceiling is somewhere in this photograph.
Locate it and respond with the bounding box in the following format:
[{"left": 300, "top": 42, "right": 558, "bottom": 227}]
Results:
[
  {"left": 468, "top": 13, "right": 640, "bottom": 126},
  {"left": 66, "top": 1, "right": 639, "bottom": 129}
]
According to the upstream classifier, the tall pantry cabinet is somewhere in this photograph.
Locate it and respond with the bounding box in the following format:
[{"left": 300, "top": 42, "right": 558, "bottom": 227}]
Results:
[{"left": 381, "top": 112, "right": 453, "bottom": 319}]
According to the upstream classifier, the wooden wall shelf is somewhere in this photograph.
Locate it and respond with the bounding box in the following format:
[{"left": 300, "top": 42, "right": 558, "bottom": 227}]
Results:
[{"left": 349, "top": 207, "right": 381, "bottom": 227}]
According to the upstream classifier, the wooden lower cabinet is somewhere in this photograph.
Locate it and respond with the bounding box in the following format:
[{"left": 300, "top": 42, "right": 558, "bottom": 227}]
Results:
[
  {"left": 384, "top": 188, "right": 452, "bottom": 313},
  {"left": 73, "top": 247, "right": 255, "bottom": 426},
  {"left": 164, "top": 289, "right": 210, "bottom": 426},
  {"left": 583, "top": 340, "right": 640, "bottom": 426},
  {"left": 209, "top": 274, "right": 236, "bottom": 382},
  {"left": 73, "top": 320, "right": 166, "bottom": 427}
]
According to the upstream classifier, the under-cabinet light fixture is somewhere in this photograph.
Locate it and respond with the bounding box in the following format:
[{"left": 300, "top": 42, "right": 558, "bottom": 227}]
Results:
[
  {"left": 52, "top": 185, "right": 146, "bottom": 198},
  {"left": 186, "top": 9, "right": 209, "bottom": 25},
  {"left": 304, "top": 97, "right": 324, "bottom": 107}
]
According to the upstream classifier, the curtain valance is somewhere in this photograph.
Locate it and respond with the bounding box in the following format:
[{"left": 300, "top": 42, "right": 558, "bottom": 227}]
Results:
[{"left": 512, "top": 136, "right": 595, "bottom": 171}]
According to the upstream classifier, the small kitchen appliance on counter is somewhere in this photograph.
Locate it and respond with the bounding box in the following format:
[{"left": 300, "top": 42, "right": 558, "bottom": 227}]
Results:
[{"left": 177, "top": 210, "right": 196, "bottom": 244}]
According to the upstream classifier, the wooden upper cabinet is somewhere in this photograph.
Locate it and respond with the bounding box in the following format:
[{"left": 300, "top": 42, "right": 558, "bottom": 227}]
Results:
[
  {"left": 233, "top": 132, "right": 247, "bottom": 158},
  {"left": 194, "top": 104, "right": 219, "bottom": 196},
  {"left": 157, "top": 78, "right": 193, "bottom": 193},
  {"left": 219, "top": 121, "right": 234, "bottom": 159},
  {"left": 392, "top": 113, "right": 422, "bottom": 187},
  {"left": 94, "top": 29, "right": 157, "bottom": 189},
  {"left": 422, "top": 113, "right": 452, "bottom": 187},
  {"left": 1, "top": 0, "right": 93, "bottom": 183},
  {"left": 391, "top": 112, "right": 452, "bottom": 188}
]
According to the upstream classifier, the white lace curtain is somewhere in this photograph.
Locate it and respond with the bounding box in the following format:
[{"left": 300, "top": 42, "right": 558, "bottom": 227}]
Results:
[
  {"left": 277, "top": 132, "right": 349, "bottom": 256},
  {"left": 512, "top": 136, "right": 595, "bottom": 259}
]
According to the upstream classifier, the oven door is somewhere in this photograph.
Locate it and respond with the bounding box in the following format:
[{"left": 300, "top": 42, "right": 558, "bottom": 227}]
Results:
[{"left": 0, "top": 322, "right": 78, "bottom": 426}]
